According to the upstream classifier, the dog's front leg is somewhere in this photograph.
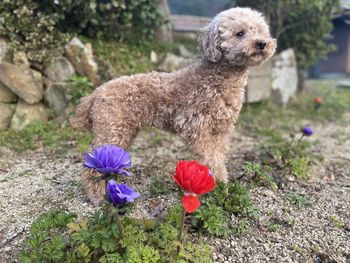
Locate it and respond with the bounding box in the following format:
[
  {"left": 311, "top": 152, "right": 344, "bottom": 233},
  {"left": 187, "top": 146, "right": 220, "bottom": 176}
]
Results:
[{"left": 189, "top": 131, "right": 231, "bottom": 182}]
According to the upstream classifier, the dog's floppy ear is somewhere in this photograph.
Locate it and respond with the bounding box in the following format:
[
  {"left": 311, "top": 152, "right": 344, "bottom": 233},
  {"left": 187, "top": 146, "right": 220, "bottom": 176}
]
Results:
[{"left": 199, "top": 21, "right": 222, "bottom": 62}]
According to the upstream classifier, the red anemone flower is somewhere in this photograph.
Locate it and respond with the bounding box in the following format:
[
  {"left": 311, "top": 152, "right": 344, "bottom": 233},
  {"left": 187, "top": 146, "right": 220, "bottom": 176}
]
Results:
[
  {"left": 173, "top": 160, "right": 216, "bottom": 213},
  {"left": 314, "top": 96, "right": 322, "bottom": 104}
]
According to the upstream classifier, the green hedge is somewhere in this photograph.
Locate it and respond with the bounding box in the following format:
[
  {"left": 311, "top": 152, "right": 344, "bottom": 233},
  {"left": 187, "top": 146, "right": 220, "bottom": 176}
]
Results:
[{"left": 0, "top": 0, "right": 162, "bottom": 63}]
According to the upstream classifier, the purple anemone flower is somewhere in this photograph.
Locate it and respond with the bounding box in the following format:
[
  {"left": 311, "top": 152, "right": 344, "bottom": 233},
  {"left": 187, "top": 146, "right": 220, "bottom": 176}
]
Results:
[
  {"left": 301, "top": 127, "right": 314, "bottom": 136},
  {"left": 106, "top": 180, "right": 140, "bottom": 206},
  {"left": 84, "top": 145, "right": 131, "bottom": 175}
]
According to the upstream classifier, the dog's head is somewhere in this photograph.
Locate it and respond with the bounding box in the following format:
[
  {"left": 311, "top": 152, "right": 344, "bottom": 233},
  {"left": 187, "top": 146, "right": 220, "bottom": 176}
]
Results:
[{"left": 199, "top": 7, "right": 277, "bottom": 66}]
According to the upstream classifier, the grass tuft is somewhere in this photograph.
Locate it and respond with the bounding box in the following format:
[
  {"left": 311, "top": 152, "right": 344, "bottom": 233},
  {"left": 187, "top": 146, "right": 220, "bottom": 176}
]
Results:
[
  {"left": 238, "top": 80, "right": 350, "bottom": 134},
  {"left": 0, "top": 121, "right": 92, "bottom": 154}
]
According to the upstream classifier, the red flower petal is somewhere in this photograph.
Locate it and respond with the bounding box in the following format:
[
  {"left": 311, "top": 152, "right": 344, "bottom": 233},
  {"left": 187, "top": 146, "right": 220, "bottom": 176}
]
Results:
[
  {"left": 182, "top": 195, "right": 200, "bottom": 213},
  {"left": 174, "top": 160, "right": 216, "bottom": 196},
  {"left": 314, "top": 96, "right": 322, "bottom": 104}
]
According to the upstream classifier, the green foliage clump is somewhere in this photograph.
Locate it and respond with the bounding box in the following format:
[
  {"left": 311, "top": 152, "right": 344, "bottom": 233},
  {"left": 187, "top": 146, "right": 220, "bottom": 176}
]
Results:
[
  {"left": 288, "top": 157, "right": 312, "bottom": 179},
  {"left": 192, "top": 181, "right": 258, "bottom": 236},
  {"left": 329, "top": 215, "right": 345, "bottom": 228},
  {"left": 224, "top": 182, "right": 259, "bottom": 217},
  {"left": 243, "top": 162, "right": 277, "bottom": 189},
  {"left": 0, "top": 121, "right": 92, "bottom": 154},
  {"left": 67, "top": 75, "right": 95, "bottom": 106},
  {"left": 0, "top": 0, "right": 162, "bottom": 63},
  {"left": 236, "top": 0, "right": 339, "bottom": 69},
  {"left": 259, "top": 130, "right": 315, "bottom": 180},
  {"left": 19, "top": 210, "right": 76, "bottom": 263},
  {"left": 0, "top": 0, "right": 69, "bottom": 63},
  {"left": 195, "top": 204, "right": 227, "bottom": 236},
  {"left": 287, "top": 192, "right": 309, "bottom": 208},
  {"left": 232, "top": 220, "right": 249, "bottom": 237},
  {"left": 19, "top": 206, "right": 213, "bottom": 263}
]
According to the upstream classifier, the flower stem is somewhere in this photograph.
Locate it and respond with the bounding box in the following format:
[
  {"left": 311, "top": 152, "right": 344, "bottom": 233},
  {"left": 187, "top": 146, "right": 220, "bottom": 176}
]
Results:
[
  {"left": 114, "top": 207, "right": 124, "bottom": 240},
  {"left": 105, "top": 178, "right": 124, "bottom": 240},
  {"left": 285, "top": 136, "right": 295, "bottom": 159},
  {"left": 177, "top": 207, "right": 186, "bottom": 253},
  {"left": 296, "top": 134, "right": 305, "bottom": 146}
]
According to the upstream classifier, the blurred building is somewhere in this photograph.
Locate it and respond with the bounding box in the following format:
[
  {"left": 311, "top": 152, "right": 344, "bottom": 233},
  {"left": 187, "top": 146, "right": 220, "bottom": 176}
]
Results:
[{"left": 310, "top": 3, "right": 350, "bottom": 78}]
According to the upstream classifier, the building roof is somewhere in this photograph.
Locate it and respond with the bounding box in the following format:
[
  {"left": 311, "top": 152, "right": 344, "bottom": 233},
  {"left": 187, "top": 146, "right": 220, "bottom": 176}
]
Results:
[{"left": 170, "top": 15, "right": 211, "bottom": 32}]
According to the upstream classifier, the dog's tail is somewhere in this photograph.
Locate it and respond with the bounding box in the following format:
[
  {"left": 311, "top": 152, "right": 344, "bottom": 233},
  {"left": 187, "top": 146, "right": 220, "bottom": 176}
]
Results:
[{"left": 70, "top": 93, "right": 95, "bottom": 130}]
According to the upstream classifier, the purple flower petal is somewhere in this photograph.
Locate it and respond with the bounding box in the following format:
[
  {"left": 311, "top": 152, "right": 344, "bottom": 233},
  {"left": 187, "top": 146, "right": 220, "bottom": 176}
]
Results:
[
  {"left": 119, "top": 170, "right": 131, "bottom": 176},
  {"left": 83, "top": 145, "right": 132, "bottom": 176},
  {"left": 301, "top": 127, "right": 313, "bottom": 136},
  {"left": 106, "top": 180, "right": 140, "bottom": 206},
  {"left": 83, "top": 153, "right": 101, "bottom": 169}
]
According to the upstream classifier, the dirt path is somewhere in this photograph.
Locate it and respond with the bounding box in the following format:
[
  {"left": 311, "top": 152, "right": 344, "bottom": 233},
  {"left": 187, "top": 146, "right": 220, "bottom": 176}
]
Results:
[
  {"left": 208, "top": 115, "right": 350, "bottom": 262},
  {"left": 0, "top": 117, "right": 349, "bottom": 262}
]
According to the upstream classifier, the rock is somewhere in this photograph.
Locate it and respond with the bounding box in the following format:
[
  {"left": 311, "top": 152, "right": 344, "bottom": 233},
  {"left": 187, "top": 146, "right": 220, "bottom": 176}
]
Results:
[
  {"left": 10, "top": 100, "right": 49, "bottom": 129},
  {"left": 0, "top": 82, "right": 17, "bottom": 103},
  {"left": 31, "top": 70, "right": 44, "bottom": 93},
  {"left": 150, "top": 51, "right": 158, "bottom": 64},
  {"left": 0, "top": 39, "right": 12, "bottom": 63},
  {"left": 65, "top": 37, "right": 100, "bottom": 85},
  {"left": 0, "top": 103, "right": 16, "bottom": 130},
  {"left": 246, "top": 60, "right": 273, "bottom": 103},
  {"left": 44, "top": 83, "right": 68, "bottom": 116},
  {"left": 271, "top": 48, "right": 298, "bottom": 107},
  {"left": 13, "top": 51, "right": 30, "bottom": 67},
  {"left": 176, "top": 44, "right": 195, "bottom": 58},
  {"left": 45, "top": 56, "right": 76, "bottom": 82},
  {"left": 337, "top": 80, "right": 350, "bottom": 88},
  {"left": 158, "top": 52, "right": 194, "bottom": 72},
  {"left": 0, "top": 62, "right": 43, "bottom": 104}
]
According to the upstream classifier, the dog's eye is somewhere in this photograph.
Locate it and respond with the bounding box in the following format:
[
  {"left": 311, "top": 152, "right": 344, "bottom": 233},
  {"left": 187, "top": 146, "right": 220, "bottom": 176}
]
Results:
[{"left": 236, "top": 31, "right": 245, "bottom": 37}]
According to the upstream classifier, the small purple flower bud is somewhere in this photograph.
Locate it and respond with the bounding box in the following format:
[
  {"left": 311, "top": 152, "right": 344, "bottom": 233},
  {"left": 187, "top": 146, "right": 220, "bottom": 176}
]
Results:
[
  {"left": 84, "top": 145, "right": 131, "bottom": 175},
  {"left": 106, "top": 180, "right": 140, "bottom": 206},
  {"left": 301, "top": 127, "right": 313, "bottom": 136}
]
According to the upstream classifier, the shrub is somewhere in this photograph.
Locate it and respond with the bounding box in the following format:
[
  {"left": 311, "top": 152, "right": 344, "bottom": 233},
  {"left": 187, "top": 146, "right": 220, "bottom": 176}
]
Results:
[
  {"left": 0, "top": 0, "right": 69, "bottom": 63},
  {"left": 37, "top": 0, "right": 162, "bottom": 42},
  {"left": 0, "top": 0, "right": 162, "bottom": 63}
]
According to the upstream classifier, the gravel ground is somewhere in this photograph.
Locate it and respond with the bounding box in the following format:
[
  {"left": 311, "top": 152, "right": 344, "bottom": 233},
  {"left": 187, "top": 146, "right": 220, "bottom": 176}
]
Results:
[{"left": 0, "top": 117, "right": 349, "bottom": 262}]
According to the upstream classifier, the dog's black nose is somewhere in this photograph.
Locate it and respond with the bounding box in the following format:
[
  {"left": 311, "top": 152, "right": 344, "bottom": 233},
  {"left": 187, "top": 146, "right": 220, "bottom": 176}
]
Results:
[{"left": 256, "top": 40, "right": 266, "bottom": 50}]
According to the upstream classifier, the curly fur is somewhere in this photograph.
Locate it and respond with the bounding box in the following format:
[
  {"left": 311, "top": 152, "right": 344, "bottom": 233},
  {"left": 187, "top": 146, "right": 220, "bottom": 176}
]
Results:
[{"left": 71, "top": 7, "right": 277, "bottom": 182}]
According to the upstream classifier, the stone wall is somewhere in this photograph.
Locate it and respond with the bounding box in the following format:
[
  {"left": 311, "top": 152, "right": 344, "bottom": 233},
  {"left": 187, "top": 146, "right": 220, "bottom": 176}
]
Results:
[
  {"left": 0, "top": 37, "right": 107, "bottom": 131},
  {"left": 245, "top": 48, "right": 298, "bottom": 106}
]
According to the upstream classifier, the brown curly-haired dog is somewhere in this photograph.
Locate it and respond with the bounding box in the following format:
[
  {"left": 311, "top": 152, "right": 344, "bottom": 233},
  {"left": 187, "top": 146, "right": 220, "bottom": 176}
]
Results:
[{"left": 71, "top": 7, "right": 276, "bottom": 183}]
